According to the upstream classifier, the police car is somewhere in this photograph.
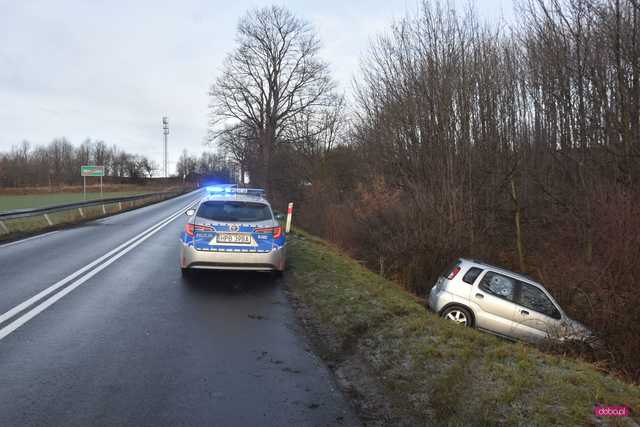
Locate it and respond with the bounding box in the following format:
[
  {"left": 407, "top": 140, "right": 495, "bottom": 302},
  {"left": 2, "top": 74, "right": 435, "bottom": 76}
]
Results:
[{"left": 179, "top": 185, "right": 286, "bottom": 274}]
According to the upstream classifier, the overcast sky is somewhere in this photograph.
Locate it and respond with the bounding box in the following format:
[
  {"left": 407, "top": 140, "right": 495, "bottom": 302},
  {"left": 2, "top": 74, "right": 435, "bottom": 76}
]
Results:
[{"left": 0, "top": 0, "right": 515, "bottom": 174}]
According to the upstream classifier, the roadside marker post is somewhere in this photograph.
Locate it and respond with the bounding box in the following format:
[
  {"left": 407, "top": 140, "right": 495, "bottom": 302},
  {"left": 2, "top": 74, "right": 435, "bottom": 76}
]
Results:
[
  {"left": 43, "top": 214, "right": 53, "bottom": 227},
  {"left": 285, "top": 202, "right": 294, "bottom": 234},
  {"left": 0, "top": 220, "right": 9, "bottom": 235}
]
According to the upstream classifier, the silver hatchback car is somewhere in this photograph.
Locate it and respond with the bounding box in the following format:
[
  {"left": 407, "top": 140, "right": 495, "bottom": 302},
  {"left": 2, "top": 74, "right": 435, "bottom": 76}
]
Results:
[
  {"left": 428, "top": 258, "right": 591, "bottom": 343},
  {"left": 179, "top": 187, "right": 286, "bottom": 274}
]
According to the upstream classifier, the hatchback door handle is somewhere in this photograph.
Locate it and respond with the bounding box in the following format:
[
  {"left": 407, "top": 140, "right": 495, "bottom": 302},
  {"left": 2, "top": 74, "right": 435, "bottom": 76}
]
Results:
[
  {"left": 475, "top": 293, "right": 484, "bottom": 299},
  {"left": 520, "top": 310, "right": 529, "bottom": 315}
]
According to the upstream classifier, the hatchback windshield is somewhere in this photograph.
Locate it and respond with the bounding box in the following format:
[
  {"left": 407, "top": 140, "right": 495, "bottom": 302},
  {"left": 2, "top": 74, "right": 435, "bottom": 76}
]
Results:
[{"left": 197, "top": 201, "right": 272, "bottom": 222}]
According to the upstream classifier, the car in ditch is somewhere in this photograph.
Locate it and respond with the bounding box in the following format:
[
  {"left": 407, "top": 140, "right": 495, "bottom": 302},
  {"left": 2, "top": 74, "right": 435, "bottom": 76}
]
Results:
[
  {"left": 179, "top": 185, "right": 286, "bottom": 274},
  {"left": 427, "top": 258, "right": 594, "bottom": 344}
]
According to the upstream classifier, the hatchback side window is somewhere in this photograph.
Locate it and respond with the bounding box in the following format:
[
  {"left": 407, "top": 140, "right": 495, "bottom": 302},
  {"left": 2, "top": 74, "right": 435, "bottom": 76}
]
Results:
[
  {"left": 478, "top": 272, "right": 516, "bottom": 302},
  {"left": 518, "top": 282, "right": 561, "bottom": 319},
  {"left": 462, "top": 267, "right": 483, "bottom": 284}
]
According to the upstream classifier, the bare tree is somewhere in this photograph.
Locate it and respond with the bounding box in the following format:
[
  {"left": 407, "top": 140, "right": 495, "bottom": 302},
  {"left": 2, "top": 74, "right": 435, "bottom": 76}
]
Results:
[
  {"left": 209, "top": 5, "right": 337, "bottom": 193},
  {"left": 176, "top": 150, "right": 198, "bottom": 181},
  {"left": 214, "top": 123, "right": 258, "bottom": 185}
]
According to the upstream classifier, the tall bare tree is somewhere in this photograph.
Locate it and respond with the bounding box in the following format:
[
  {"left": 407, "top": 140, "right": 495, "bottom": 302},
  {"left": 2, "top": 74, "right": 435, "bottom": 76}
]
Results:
[{"left": 209, "top": 5, "right": 337, "bottom": 193}]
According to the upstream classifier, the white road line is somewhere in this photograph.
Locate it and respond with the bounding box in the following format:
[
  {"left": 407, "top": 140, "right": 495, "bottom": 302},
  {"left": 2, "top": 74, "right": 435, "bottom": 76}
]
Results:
[
  {"left": 0, "top": 231, "right": 61, "bottom": 249},
  {"left": 0, "top": 202, "right": 193, "bottom": 341},
  {"left": 0, "top": 198, "right": 199, "bottom": 335}
]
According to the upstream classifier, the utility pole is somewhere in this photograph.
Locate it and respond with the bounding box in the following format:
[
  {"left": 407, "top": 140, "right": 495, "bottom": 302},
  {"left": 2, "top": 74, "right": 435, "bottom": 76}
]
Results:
[{"left": 162, "top": 116, "right": 169, "bottom": 178}]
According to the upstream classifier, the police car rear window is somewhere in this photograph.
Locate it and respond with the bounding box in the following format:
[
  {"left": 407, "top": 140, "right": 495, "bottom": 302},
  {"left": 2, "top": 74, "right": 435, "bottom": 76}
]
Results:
[{"left": 197, "top": 201, "right": 272, "bottom": 222}]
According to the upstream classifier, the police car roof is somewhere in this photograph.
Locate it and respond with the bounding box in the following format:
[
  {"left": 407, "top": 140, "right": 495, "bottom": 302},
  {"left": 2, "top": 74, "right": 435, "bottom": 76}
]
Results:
[{"left": 203, "top": 193, "right": 270, "bottom": 204}]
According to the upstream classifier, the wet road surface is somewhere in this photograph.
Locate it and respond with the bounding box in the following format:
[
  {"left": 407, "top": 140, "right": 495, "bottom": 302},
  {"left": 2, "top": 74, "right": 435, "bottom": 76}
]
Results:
[{"left": 0, "top": 191, "right": 359, "bottom": 426}]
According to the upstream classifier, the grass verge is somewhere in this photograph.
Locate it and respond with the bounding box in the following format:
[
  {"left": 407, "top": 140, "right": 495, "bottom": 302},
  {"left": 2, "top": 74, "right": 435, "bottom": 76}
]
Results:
[{"left": 285, "top": 230, "right": 640, "bottom": 426}]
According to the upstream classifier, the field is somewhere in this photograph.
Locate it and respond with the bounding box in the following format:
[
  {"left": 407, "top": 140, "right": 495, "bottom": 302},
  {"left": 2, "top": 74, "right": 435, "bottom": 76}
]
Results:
[
  {"left": 0, "top": 184, "right": 185, "bottom": 212},
  {"left": 0, "top": 191, "right": 153, "bottom": 212},
  {"left": 0, "top": 185, "right": 191, "bottom": 242}
]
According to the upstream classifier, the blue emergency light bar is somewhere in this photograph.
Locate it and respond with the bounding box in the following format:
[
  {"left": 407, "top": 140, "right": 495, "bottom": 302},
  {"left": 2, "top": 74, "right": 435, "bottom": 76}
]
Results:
[
  {"left": 205, "top": 185, "right": 265, "bottom": 197},
  {"left": 206, "top": 184, "right": 236, "bottom": 194}
]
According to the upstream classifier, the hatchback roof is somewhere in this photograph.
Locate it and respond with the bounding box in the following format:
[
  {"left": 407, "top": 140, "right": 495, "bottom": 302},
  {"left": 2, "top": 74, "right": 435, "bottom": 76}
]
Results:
[{"left": 458, "top": 258, "right": 539, "bottom": 285}]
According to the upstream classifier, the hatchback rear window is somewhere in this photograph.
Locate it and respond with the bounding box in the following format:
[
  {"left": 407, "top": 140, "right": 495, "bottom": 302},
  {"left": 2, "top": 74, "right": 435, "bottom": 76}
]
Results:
[
  {"left": 440, "top": 259, "right": 461, "bottom": 279},
  {"left": 197, "top": 201, "right": 272, "bottom": 222}
]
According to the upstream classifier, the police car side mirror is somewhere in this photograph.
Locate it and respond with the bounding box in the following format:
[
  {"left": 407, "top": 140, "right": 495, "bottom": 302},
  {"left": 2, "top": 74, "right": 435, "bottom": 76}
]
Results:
[
  {"left": 185, "top": 209, "right": 196, "bottom": 216},
  {"left": 275, "top": 213, "right": 285, "bottom": 220}
]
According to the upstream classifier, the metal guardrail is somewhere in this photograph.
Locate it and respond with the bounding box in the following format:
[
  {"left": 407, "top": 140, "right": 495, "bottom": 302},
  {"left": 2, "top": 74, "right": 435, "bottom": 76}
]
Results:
[{"left": 0, "top": 190, "right": 184, "bottom": 234}]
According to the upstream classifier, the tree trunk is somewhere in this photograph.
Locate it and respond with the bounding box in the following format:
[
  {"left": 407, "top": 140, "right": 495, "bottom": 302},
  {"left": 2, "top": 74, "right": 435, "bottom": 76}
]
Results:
[
  {"left": 261, "top": 125, "right": 275, "bottom": 195},
  {"left": 511, "top": 177, "right": 526, "bottom": 272}
]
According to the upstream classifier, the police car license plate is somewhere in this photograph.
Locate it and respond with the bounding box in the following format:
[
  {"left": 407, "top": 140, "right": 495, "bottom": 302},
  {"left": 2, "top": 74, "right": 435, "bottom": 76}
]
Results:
[{"left": 216, "top": 233, "right": 251, "bottom": 244}]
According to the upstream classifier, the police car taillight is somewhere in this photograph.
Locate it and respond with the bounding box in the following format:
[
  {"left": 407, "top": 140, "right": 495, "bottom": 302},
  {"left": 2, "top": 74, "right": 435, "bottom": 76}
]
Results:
[
  {"left": 255, "top": 226, "right": 282, "bottom": 239},
  {"left": 185, "top": 224, "right": 213, "bottom": 236}
]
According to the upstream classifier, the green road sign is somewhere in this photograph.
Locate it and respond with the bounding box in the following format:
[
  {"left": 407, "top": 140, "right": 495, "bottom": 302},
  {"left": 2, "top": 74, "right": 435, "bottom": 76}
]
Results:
[{"left": 80, "top": 165, "right": 105, "bottom": 177}]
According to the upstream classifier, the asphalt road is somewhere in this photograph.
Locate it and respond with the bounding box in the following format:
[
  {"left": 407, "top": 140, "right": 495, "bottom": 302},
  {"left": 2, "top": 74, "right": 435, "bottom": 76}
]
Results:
[{"left": 0, "top": 190, "right": 359, "bottom": 427}]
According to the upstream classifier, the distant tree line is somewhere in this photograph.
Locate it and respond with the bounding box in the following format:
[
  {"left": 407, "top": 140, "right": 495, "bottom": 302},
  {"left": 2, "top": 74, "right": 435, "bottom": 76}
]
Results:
[
  {"left": 0, "top": 138, "right": 156, "bottom": 187},
  {"left": 175, "top": 149, "right": 236, "bottom": 184},
  {"left": 210, "top": 1, "right": 640, "bottom": 381}
]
